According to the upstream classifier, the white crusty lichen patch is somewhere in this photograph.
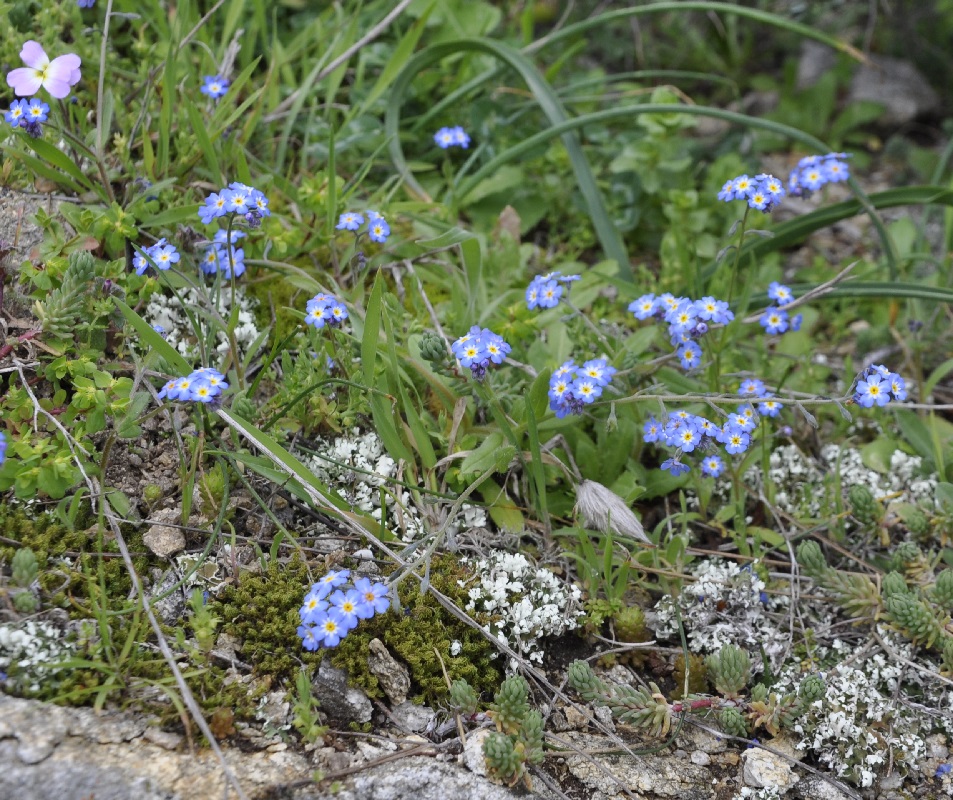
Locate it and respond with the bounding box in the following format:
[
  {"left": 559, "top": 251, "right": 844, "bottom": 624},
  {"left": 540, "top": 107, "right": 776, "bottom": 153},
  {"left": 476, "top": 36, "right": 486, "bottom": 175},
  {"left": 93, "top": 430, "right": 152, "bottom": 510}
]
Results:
[
  {"left": 742, "top": 443, "right": 937, "bottom": 518},
  {"left": 144, "top": 286, "right": 260, "bottom": 359},
  {"left": 0, "top": 619, "right": 76, "bottom": 695},
  {"left": 770, "top": 630, "right": 945, "bottom": 788},
  {"left": 461, "top": 550, "right": 583, "bottom": 670},
  {"left": 306, "top": 428, "right": 486, "bottom": 541},
  {"left": 652, "top": 557, "right": 789, "bottom": 668}
]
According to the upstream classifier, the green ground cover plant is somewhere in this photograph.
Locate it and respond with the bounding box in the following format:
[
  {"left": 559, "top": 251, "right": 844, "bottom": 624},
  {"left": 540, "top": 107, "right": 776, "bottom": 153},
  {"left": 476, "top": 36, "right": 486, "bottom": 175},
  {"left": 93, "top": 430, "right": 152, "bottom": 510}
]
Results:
[{"left": 2, "top": 0, "right": 953, "bottom": 796}]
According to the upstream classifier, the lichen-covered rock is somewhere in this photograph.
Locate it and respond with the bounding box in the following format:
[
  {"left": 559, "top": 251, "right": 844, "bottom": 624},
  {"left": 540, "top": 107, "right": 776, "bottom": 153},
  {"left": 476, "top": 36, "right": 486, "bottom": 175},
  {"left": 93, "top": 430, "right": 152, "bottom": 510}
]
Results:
[
  {"left": 367, "top": 638, "right": 411, "bottom": 705},
  {"left": 311, "top": 660, "right": 373, "bottom": 723}
]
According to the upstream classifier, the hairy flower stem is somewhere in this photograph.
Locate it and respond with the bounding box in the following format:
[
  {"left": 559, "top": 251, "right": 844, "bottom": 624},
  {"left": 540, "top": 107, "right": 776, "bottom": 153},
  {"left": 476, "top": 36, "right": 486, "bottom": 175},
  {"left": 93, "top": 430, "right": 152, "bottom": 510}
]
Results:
[
  {"left": 711, "top": 207, "right": 750, "bottom": 388},
  {"left": 563, "top": 299, "right": 611, "bottom": 352},
  {"left": 224, "top": 216, "right": 246, "bottom": 390}
]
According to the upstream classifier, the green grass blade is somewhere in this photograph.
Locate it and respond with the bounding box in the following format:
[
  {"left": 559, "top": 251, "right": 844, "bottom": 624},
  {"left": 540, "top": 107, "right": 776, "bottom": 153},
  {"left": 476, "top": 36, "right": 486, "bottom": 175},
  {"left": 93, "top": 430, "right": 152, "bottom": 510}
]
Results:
[
  {"left": 185, "top": 102, "right": 222, "bottom": 184},
  {"left": 352, "top": 1, "right": 435, "bottom": 119},
  {"left": 417, "top": 1, "right": 861, "bottom": 135},
  {"left": 362, "top": 273, "right": 415, "bottom": 464},
  {"left": 113, "top": 298, "right": 192, "bottom": 375}
]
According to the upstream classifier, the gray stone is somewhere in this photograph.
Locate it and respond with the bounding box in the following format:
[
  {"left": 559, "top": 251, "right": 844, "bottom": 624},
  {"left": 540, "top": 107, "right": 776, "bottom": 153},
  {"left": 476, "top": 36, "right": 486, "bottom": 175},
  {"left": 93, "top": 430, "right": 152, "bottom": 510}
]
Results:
[
  {"left": 142, "top": 727, "right": 184, "bottom": 750},
  {"left": 797, "top": 41, "right": 838, "bottom": 90},
  {"left": 303, "top": 755, "right": 549, "bottom": 800},
  {"left": 311, "top": 660, "right": 373, "bottom": 724},
  {"left": 742, "top": 745, "right": 799, "bottom": 792},
  {"left": 690, "top": 750, "right": 711, "bottom": 766},
  {"left": 367, "top": 638, "right": 411, "bottom": 706},
  {"left": 848, "top": 55, "right": 940, "bottom": 126},
  {"left": 460, "top": 728, "right": 491, "bottom": 777},
  {"left": 390, "top": 700, "right": 435, "bottom": 734},
  {"left": 147, "top": 568, "right": 188, "bottom": 626},
  {"left": 794, "top": 775, "right": 853, "bottom": 800},
  {"left": 561, "top": 730, "right": 713, "bottom": 798},
  {"left": 877, "top": 771, "right": 903, "bottom": 790},
  {"left": 0, "top": 694, "right": 311, "bottom": 800},
  {"left": 143, "top": 509, "right": 186, "bottom": 557}
]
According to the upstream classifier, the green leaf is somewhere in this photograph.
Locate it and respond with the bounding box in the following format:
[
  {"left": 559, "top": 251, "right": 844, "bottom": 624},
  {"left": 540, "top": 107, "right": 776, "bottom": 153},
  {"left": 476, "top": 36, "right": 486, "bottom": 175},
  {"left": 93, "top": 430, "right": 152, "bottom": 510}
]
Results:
[
  {"left": 459, "top": 432, "right": 515, "bottom": 481},
  {"left": 528, "top": 368, "right": 552, "bottom": 422},
  {"left": 29, "top": 138, "right": 97, "bottom": 192},
  {"left": 894, "top": 409, "right": 935, "bottom": 464},
  {"left": 361, "top": 275, "right": 415, "bottom": 465},
  {"left": 413, "top": 226, "right": 478, "bottom": 250},
  {"left": 185, "top": 94, "right": 222, "bottom": 183}
]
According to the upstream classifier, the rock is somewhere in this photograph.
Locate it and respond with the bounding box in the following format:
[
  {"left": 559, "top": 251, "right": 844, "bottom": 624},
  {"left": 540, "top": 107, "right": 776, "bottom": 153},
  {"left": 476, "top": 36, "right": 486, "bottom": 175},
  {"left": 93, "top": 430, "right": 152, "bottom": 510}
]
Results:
[
  {"left": 390, "top": 701, "right": 435, "bottom": 734},
  {"left": 561, "top": 730, "right": 713, "bottom": 798},
  {"left": 593, "top": 704, "right": 615, "bottom": 732},
  {"left": 926, "top": 733, "right": 949, "bottom": 760},
  {"left": 797, "top": 42, "right": 838, "bottom": 90},
  {"left": 0, "top": 694, "right": 312, "bottom": 800},
  {"left": 690, "top": 750, "right": 711, "bottom": 766},
  {"left": 311, "top": 660, "right": 373, "bottom": 724},
  {"left": 848, "top": 55, "right": 940, "bottom": 126},
  {"left": 310, "top": 755, "right": 548, "bottom": 800},
  {"left": 877, "top": 771, "right": 902, "bottom": 790},
  {"left": 147, "top": 567, "right": 188, "bottom": 625},
  {"left": 562, "top": 705, "right": 589, "bottom": 730},
  {"left": 143, "top": 508, "right": 186, "bottom": 557},
  {"left": 461, "top": 728, "right": 491, "bottom": 777},
  {"left": 142, "top": 727, "right": 183, "bottom": 750},
  {"left": 367, "top": 638, "right": 411, "bottom": 706},
  {"left": 742, "top": 745, "right": 798, "bottom": 792},
  {"left": 795, "top": 775, "right": 853, "bottom": 800}
]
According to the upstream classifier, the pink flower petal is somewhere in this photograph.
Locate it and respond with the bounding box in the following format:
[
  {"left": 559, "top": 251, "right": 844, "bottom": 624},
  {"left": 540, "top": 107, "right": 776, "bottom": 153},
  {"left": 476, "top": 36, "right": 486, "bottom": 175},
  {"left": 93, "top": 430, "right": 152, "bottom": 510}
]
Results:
[
  {"left": 46, "top": 55, "right": 82, "bottom": 95},
  {"left": 6, "top": 67, "right": 43, "bottom": 97},
  {"left": 19, "top": 41, "right": 49, "bottom": 70},
  {"left": 43, "top": 75, "right": 73, "bottom": 99},
  {"left": 51, "top": 53, "right": 82, "bottom": 87}
]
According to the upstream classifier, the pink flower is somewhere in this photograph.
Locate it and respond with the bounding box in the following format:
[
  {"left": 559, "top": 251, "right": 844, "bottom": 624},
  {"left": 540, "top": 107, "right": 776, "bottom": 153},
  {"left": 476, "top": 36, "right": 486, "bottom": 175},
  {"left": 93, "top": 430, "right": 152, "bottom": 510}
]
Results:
[{"left": 6, "top": 41, "right": 81, "bottom": 99}]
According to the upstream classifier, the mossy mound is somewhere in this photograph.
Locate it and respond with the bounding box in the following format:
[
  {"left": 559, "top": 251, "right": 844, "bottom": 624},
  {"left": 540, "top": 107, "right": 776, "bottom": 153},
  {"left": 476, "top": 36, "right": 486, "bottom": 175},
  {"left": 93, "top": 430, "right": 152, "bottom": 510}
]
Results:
[
  {"left": 0, "top": 507, "right": 152, "bottom": 610},
  {"left": 216, "top": 553, "right": 501, "bottom": 706}
]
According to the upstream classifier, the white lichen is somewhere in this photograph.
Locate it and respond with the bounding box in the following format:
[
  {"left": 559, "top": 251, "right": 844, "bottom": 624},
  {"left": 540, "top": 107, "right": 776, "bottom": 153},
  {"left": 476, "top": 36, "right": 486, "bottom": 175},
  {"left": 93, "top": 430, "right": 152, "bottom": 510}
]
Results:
[
  {"left": 652, "top": 558, "right": 788, "bottom": 668},
  {"left": 0, "top": 620, "right": 76, "bottom": 695},
  {"left": 461, "top": 550, "right": 583, "bottom": 670},
  {"left": 143, "top": 285, "right": 260, "bottom": 360},
  {"left": 305, "top": 428, "right": 486, "bottom": 541}
]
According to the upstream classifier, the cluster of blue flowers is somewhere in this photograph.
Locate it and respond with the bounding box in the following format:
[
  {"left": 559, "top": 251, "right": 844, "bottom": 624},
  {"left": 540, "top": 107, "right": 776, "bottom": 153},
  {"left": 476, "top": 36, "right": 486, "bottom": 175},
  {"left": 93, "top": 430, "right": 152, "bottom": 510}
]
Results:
[
  {"left": 548, "top": 358, "right": 616, "bottom": 418},
  {"left": 717, "top": 173, "right": 786, "bottom": 212},
  {"left": 199, "top": 182, "right": 270, "bottom": 227},
  {"left": 335, "top": 210, "right": 390, "bottom": 243},
  {"left": 434, "top": 126, "right": 470, "bottom": 149},
  {"left": 644, "top": 377, "right": 792, "bottom": 477},
  {"left": 0, "top": 430, "right": 6, "bottom": 466},
  {"left": 133, "top": 238, "right": 180, "bottom": 276},
  {"left": 296, "top": 569, "right": 390, "bottom": 650},
  {"left": 77, "top": 0, "right": 95, "bottom": 8},
  {"left": 157, "top": 367, "right": 229, "bottom": 404},
  {"left": 305, "top": 292, "right": 348, "bottom": 329},
  {"left": 788, "top": 153, "right": 850, "bottom": 197},
  {"left": 201, "top": 229, "right": 246, "bottom": 278},
  {"left": 854, "top": 364, "right": 906, "bottom": 408},
  {"left": 526, "top": 271, "right": 580, "bottom": 310},
  {"left": 200, "top": 75, "right": 229, "bottom": 101},
  {"left": 629, "top": 293, "right": 734, "bottom": 370},
  {"left": 4, "top": 97, "right": 49, "bottom": 137},
  {"left": 759, "top": 281, "right": 803, "bottom": 336},
  {"left": 451, "top": 326, "right": 511, "bottom": 380}
]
